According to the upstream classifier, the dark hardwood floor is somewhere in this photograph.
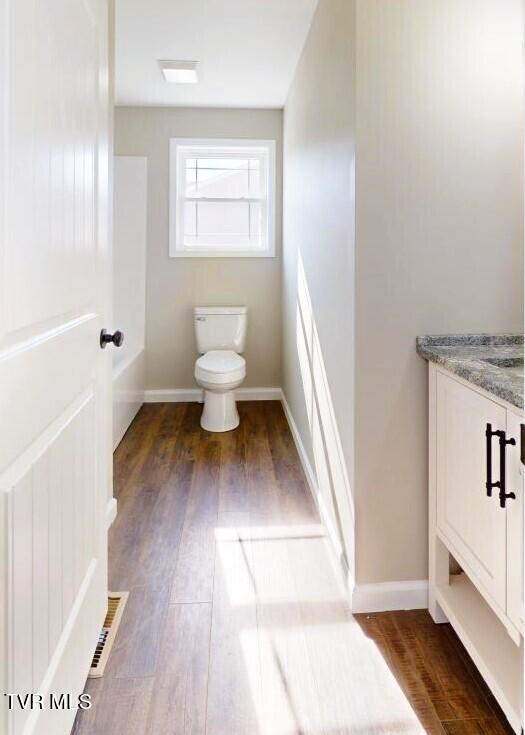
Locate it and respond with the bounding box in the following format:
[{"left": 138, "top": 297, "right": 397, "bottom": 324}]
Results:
[{"left": 73, "top": 401, "right": 513, "bottom": 735}]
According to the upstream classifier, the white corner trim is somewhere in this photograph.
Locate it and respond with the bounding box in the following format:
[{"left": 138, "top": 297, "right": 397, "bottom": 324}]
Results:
[
  {"left": 352, "top": 580, "right": 429, "bottom": 614},
  {"left": 144, "top": 387, "right": 282, "bottom": 403},
  {"left": 106, "top": 497, "right": 118, "bottom": 528}
]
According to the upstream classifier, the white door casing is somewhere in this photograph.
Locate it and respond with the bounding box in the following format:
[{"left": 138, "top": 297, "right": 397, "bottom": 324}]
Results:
[{"left": 0, "top": 1, "right": 112, "bottom": 734}]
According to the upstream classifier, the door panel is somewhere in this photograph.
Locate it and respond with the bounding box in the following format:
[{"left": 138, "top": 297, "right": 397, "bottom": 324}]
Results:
[
  {"left": 0, "top": 0, "right": 110, "bottom": 733},
  {"left": 7, "top": 396, "right": 101, "bottom": 734},
  {"left": 436, "top": 371, "right": 507, "bottom": 614},
  {"left": 4, "top": 0, "right": 97, "bottom": 332}
]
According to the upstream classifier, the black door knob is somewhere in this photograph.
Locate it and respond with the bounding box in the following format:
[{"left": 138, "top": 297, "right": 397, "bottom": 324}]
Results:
[{"left": 100, "top": 329, "right": 124, "bottom": 349}]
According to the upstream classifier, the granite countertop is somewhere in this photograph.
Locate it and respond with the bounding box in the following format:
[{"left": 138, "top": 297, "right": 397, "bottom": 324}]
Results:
[{"left": 416, "top": 334, "right": 524, "bottom": 410}]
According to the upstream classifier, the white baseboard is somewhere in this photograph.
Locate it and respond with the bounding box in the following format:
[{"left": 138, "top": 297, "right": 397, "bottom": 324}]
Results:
[
  {"left": 352, "top": 580, "right": 429, "bottom": 613},
  {"left": 106, "top": 497, "right": 118, "bottom": 528},
  {"left": 237, "top": 387, "right": 282, "bottom": 401},
  {"left": 144, "top": 387, "right": 282, "bottom": 403},
  {"left": 145, "top": 388, "right": 202, "bottom": 403}
]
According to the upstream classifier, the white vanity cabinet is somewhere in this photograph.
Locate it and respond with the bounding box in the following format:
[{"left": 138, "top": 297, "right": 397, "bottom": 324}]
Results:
[
  {"left": 429, "top": 363, "right": 524, "bottom": 733},
  {"left": 436, "top": 370, "right": 515, "bottom": 621}
]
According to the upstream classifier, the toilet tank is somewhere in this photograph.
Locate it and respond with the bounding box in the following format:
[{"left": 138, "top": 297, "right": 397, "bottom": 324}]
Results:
[{"left": 194, "top": 306, "right": 247, "bottom": 354}]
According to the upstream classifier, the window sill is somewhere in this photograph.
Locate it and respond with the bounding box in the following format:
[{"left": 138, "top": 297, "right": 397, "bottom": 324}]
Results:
[{"left": 170, "top": 248, "right": 276, "bottom": 259}]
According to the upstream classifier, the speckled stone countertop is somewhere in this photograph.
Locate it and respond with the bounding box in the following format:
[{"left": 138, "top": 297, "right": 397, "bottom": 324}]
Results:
[{"left": 416, "top": 334, "right": 524, "bottom": 410}]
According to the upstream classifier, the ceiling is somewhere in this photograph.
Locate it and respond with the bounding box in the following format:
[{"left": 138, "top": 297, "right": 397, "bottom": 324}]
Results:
[{"left": 115, "top": 0, "right": 319, "bottom": 109}]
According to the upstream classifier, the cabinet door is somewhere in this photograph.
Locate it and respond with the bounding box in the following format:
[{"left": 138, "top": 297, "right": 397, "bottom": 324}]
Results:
[
  {"left": 506, "top": 411, "right": 523, "bottom": 633},
  {"left": 436, "top": 372, "right": 507, "bottom": 613}
]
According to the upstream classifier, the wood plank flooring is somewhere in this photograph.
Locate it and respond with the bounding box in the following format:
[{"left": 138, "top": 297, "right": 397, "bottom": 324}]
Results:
[{"left": 73, "top": 401, "right": 513, "bottom": 735}]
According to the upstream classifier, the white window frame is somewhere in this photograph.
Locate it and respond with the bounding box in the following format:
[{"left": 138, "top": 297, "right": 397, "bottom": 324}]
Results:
[{"left": 169, "top": 137, "right": 276, "bottom": 258}]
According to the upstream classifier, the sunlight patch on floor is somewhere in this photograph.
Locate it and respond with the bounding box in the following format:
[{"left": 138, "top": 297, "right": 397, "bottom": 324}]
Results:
[
  {"left": 215, "top": 521, "right": 427, "bottom": 735},
  {"left": 255, "top": 619, "right": 426, "bottom": 735}
]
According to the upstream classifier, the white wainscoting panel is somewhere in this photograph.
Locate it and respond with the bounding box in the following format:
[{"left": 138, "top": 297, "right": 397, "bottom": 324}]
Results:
[
  {"left": 280, "top": 391, "right": 429, "bottom": 614},
  {"left": 280, "top": 391, "right": 353, "bottom": 597}
]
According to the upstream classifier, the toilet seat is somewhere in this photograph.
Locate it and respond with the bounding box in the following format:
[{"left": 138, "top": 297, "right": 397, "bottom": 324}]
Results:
[{"left": 195, "top": 350, "right": 246, "bottom": 385}]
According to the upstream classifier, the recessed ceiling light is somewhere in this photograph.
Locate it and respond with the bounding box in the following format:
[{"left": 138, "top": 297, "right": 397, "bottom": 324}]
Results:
[{"left": 159, "top": 60, "right": 199, "bottom": 84}]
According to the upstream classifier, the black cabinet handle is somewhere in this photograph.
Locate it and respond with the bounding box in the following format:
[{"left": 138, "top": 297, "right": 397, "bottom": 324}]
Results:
[
  {"left": 485, "top": 423, "right": 500, "bottom": 497},
  {"left": 497, "top": 430, "right": 516, "bottom": 509},
  {"left": 521, "top": 424, "right": 525, "bottom": 466},
  {"left": 486, "top": 424, "right": 517, "bottom": 507}
]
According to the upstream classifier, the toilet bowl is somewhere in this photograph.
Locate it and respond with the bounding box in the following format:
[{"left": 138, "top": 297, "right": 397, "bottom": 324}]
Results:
[
  {"left": 193, "top": 307, "right": 248, "bottom": 432},
  {"left": 195, "top": 350, "right": 246, "bottom": 432}
]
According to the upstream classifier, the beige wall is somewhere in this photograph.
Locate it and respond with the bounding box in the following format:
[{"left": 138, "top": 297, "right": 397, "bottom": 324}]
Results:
[
  {"left": 282, "top": 0, "right": 357, "bottom": 581},
  {"left": 354, "top": 0, "right": 523, "bottom": 584},
  {"left": 282, "top": 0, "right": 523, "bottom": 589},
  {"left": 115, "top": 106, "right": 282, "bottom": 390}
]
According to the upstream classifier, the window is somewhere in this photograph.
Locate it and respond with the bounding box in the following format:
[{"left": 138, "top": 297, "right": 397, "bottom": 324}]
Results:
[{"left": 169, "top": 138, "right": 276, "bottom": 257}]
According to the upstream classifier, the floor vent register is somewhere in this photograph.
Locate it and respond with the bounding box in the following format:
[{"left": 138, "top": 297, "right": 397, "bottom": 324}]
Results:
[{"left": 88, "top": 592, "right": 129, "bottom": 678}]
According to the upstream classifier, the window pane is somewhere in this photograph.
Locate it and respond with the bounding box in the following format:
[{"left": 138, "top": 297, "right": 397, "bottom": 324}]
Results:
[
  {"left": 198, "top": 200, "right": 249, "bottom": 240},
  {"left": 196, "top": 157, "right": 249, "bottom": 170},
  {"left": 184, "top": 156, "right": 264, "bottom": 198},
  {"left": 195, "top": 167, "right": 250, "bottom": 198},
  {"left": 183, "top": 200, "right": 263, "bottom": 247}
]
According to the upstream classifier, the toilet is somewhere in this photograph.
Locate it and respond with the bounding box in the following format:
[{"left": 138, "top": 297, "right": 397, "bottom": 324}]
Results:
[{"left": 194, "top": 306, "right": 247, "bottom": 432}]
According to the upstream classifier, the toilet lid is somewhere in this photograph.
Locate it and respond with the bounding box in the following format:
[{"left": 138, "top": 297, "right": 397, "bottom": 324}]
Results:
[{"left": 196, "top": 350, "right": 245, "bottom": 375}]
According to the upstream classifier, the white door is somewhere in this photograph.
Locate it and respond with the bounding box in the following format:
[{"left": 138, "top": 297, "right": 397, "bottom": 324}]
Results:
[
  {"left": 0, "top": 1, "right": 112, "bottom": 734},
  {"left": 436, "top": 371, "right": 507, "bottom": 615}
]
